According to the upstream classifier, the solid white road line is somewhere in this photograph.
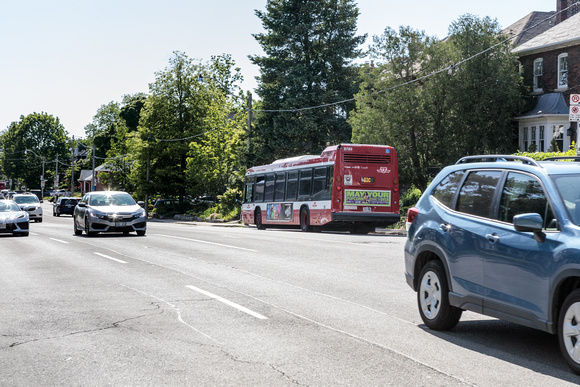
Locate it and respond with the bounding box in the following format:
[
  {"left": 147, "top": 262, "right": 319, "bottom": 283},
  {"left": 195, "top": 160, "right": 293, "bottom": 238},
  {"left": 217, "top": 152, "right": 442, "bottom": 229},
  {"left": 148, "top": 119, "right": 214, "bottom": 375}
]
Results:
[
  {"left": 49, "top": 238, "right": 69, "bottom": 244},
  {"left": 94, "top": 252, "right": 127, "bottom": 264},
  {"left": 186, "top": 285, "right": 268, "bottom": 320},
  {"left": 156, "top": 234, "right": 258, "bottom": 252}
]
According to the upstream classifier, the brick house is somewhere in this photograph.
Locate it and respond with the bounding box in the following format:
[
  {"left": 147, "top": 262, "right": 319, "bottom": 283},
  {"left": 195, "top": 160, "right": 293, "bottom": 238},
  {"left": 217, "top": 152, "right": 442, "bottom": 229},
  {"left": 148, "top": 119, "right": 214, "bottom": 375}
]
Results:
[
  {"left": 79, "top": 164, "right": 112, "bottom": 194},
  {"left": 510, "top": 1, "right": 580, "bottom": 152}
]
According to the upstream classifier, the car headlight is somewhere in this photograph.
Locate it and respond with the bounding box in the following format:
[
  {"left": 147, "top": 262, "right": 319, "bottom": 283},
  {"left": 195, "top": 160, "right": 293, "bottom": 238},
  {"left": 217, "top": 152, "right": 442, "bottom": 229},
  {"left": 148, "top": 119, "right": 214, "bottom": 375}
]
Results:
[
  {"left": 89, "top": 210, "right": 108, "bottom": 220},
  {"left": 134, "top": 210, "right": 146, "bottom": 219}
]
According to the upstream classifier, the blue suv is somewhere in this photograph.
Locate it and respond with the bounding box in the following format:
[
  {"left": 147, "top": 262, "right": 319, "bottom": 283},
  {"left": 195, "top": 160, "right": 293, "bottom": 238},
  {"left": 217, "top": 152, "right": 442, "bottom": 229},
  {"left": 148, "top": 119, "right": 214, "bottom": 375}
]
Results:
[{"left": 405, "top": 155, "right": 580, "bottom": 374}]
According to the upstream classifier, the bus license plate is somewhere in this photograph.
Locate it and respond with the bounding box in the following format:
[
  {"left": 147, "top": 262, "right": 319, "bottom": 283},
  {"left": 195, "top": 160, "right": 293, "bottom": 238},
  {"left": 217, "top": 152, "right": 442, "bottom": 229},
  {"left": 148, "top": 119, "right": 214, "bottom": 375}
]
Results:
[
  {"left": 363, "top": 207, "right": 371, "bottom": 212},
  {"left": 116, "top": 222, "right": 126, "bottom": 227}
]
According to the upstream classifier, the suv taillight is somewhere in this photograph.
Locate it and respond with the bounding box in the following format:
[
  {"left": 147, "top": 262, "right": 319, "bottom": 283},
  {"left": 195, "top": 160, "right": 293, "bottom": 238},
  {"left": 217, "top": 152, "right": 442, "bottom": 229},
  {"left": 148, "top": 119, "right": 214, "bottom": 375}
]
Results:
[{"left": 406, "top": 207, "right": 419, "bottom": 230}]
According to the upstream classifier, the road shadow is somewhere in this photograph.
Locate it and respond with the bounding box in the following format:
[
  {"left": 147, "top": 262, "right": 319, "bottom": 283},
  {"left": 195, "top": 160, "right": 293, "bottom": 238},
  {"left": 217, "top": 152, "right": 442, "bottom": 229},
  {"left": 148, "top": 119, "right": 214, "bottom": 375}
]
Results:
[{"left": 420, "top": 319, "right": 580, "bottom": 383}]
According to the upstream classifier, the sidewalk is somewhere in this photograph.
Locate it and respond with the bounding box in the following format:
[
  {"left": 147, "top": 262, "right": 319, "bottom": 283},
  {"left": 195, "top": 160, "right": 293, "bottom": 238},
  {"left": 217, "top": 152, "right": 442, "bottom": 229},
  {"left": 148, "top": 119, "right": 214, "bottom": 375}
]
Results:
[{"left": 149, "top": 214, "right": 407, "bottom": 235}]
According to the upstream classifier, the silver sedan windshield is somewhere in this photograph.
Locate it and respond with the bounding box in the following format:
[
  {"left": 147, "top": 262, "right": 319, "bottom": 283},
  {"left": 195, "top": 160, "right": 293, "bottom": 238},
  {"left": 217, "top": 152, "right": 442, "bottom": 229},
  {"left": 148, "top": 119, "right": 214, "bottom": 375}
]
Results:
[{"left": 89, "top": 193, "right": 136, "bottom": 207}]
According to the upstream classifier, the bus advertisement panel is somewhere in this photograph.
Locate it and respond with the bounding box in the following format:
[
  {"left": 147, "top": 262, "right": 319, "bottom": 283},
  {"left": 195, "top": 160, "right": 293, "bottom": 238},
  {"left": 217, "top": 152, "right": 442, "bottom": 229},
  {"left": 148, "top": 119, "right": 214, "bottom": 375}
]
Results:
[{"left": 242, "top": 144, "right": 399, "bottom": 233}]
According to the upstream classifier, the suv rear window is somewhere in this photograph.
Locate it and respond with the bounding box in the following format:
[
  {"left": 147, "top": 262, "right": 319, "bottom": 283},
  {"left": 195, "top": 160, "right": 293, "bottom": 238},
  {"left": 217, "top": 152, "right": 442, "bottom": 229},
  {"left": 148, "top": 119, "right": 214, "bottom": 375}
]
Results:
[{"left": 456, "top": 170, "right": 502, "bottom": 218}]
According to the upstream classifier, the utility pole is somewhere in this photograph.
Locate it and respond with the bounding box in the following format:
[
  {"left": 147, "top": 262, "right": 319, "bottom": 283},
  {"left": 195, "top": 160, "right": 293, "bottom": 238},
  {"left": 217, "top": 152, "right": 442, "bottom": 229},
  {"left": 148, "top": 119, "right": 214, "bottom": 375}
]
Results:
[
  {"left": 145, "top": 129, "right": 151, "bottom": 219},
  {"left": 92, "top": 143, "right": 96, "bottom": 191},
  {"left": 55, "top": 154, "right": 59, "bottom": 191},
  {"left": 71, "top": 136, "right": 75, "bottom": 196},
  {"left": 247, "top": 91, "right": 253, "bottom": 166}
]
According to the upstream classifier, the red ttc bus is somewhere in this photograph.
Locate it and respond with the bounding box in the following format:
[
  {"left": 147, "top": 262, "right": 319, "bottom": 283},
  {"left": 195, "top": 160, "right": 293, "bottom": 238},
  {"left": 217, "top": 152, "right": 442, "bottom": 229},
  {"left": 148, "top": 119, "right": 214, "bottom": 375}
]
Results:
[{"left": 242, "top": 144, "right": 400, "bottom": 233}]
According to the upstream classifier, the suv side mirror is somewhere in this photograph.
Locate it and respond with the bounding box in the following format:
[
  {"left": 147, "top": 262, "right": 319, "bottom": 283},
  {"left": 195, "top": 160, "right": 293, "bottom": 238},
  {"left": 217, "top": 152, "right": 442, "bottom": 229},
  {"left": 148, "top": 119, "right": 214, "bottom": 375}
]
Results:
[{"left": 514, "top": 213, "right": 546, "bottom": 243}]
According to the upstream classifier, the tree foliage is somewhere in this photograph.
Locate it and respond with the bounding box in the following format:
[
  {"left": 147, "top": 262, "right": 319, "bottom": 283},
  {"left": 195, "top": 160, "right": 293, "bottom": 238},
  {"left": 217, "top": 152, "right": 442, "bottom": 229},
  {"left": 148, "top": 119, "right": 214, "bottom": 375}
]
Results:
[
  {"left": 130, "top": 52, "right": 245, "bottom": 205},
  {"left": 350, "top": 15, "right": 525, "bottom": 190},
  {"left": 0, "top": 112, "right": 68, "bottom": 190},
  {"left": 250, "top": 0, "right": 366, "bottom": 164}
]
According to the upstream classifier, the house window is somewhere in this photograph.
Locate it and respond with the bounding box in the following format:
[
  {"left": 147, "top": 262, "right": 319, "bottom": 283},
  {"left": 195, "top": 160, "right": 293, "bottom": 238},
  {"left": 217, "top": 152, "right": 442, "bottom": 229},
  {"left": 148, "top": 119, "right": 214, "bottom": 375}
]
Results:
[
  {"left": 523, "top": 127, "right": 528, "bottom": 151},
  {"left": 558, "top": 53, "right": 568, "bottom": 88},
  {"left": 533, "top": 58, "right": 543, "bottom": 92},
  {"left": 531, "top": 127, "right": 537, "bottom": 151},
  {"left": 539, "top": 126, "right": 545, "bottom": 152},
  {"left": 553, "top": 125, "right": 564, "bottom": 152}
]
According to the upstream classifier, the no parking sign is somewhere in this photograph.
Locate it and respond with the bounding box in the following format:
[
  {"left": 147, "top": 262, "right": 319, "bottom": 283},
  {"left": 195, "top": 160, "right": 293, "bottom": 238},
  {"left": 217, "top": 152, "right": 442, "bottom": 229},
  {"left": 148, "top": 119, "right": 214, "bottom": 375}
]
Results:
[{"left": 571, "top": 94, "right": 580, "bottom": 122}]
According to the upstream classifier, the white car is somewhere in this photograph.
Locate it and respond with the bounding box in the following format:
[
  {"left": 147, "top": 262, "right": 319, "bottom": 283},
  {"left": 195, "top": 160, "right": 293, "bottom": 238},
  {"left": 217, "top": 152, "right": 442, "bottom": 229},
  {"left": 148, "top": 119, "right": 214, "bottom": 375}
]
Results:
[
  {"left": 13, "top": 193, "right": 43, "bottom": 222},
  {"left": 0, "top": 200, "right": 29, "bottom": 236}
]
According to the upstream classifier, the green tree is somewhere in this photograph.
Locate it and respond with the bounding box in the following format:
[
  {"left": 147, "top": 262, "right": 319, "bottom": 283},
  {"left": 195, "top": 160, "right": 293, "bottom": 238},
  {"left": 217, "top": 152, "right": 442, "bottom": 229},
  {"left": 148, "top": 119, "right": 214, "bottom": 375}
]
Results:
[
  {"left": 0, "top": 112, "right": 69, "bottom": 190},
  {"left": 444, "top": 15, "right": 525, "bottom": 158},
  {"left": 250, "top": 0, "right": 366, "bottom": 164},
  {"left": 84, "top": 101, "right": 123, "bottom": 160},
  {"left": 350, "top": 15, "right": 525, "bottom": 190},
  {"left": 131, "top": 52, "right": 244, "bottom": 205},
  {"left": 83, "top": 94, "right": 147, "bottom": 192}
]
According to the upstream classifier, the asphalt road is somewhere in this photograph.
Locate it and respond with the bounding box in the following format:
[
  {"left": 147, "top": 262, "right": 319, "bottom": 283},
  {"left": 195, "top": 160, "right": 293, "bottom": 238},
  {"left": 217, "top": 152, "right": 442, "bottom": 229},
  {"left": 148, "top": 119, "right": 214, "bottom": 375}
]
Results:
[{"left": 0, "top": 202, "right": 579, "bottom": 386}]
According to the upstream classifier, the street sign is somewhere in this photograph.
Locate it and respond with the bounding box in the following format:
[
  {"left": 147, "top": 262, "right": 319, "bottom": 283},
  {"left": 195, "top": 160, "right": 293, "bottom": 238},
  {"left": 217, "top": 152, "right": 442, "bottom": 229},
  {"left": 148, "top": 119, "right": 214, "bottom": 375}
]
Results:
[
  {"left": 571, "top": 105, "right": 580, "bottom": 122},
  {"left": 570, "top": 95, "right": 580, "bottom": 122}
]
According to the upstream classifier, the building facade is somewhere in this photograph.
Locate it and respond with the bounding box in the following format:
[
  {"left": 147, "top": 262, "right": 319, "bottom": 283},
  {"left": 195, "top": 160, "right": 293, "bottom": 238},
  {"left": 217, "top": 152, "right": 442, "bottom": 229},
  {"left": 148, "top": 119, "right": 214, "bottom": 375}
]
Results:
[{"left": 511, "top": 4, "right": 580, "bottom": 152}]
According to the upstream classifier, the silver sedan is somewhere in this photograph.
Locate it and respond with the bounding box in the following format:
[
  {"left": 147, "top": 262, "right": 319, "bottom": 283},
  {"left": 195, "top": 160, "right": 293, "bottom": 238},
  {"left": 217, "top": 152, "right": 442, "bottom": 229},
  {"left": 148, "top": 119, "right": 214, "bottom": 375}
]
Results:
[
  {"left": 0, "top": 200, "right": 29, "bottom": 236},
  {"left": 73, "top": 191, "right": 146, "bottom": 237}
]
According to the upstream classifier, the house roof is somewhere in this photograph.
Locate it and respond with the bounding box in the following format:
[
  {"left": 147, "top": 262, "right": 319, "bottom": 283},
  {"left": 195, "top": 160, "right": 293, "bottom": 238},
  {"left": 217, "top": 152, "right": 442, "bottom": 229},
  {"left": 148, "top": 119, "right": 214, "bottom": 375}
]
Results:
[
  {"left": 512, "top": 11, "right": 580, "bottom": 55},
  {"left": 502, "top": 11, "right": 556, "bottom": 48},
  {"left": 516, "top": 93, "right": 569, "bottom": 118},
  {"left": 79, "top": 170, "right": 92, "bottom": 181},
  {"left": 95, "top": 164, "right": 112, "bottom": 172}
]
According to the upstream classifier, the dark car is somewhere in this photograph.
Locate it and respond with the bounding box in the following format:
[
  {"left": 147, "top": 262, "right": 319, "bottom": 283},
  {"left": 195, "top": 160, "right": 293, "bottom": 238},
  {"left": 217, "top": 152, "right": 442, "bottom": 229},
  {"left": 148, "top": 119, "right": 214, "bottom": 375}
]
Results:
[
  {"left": 73, "top": 191, "right": 146, "bottom": 236},
  {"left": 53, "top": 197, "right": 81, "bottom": 216},
  {"left": 405, "top": 155, "right": 580, "bottom": 374}
]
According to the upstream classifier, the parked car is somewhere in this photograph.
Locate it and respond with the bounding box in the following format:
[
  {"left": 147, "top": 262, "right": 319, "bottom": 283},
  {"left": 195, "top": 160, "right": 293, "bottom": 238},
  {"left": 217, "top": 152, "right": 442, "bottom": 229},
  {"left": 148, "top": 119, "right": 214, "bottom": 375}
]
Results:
[
  {"left": 73, "top": 191, "right": 146, "bottom": 236},
  {"left": 405, "top": 155, "right": 580, "bottom": 374},
  {"left": 151, "top": 198, "right": 179, "bottom": 218},
  {"left": 53, "top": 197, "right": 81, "bottom": 216},
  {"left": 12, "top": 193, "right": 43, "bottom": 222},
  {"left": 0, "top": 200, "right": 29, "bottom": 236}
]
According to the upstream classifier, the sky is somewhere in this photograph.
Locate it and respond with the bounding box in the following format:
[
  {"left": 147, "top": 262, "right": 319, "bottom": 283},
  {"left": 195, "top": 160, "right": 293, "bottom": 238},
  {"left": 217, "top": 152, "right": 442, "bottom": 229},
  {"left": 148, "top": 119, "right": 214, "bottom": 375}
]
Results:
[{"left": 0, "top": 0, "right": 556, "bottom": 139}]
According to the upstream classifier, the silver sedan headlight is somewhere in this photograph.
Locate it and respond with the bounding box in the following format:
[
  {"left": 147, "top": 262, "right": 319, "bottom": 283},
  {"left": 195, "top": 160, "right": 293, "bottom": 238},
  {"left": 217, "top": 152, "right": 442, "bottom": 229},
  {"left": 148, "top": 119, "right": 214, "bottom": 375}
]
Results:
[{"left": 88, "top": 210, "right": 108, "bottom": 220}]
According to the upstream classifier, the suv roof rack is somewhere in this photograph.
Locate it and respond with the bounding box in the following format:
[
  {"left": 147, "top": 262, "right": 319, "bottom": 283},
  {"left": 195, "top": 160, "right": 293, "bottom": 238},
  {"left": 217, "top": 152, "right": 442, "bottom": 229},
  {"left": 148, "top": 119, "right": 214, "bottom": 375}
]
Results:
[
  {"left": 542, "top": 156, "right": 580, "bottom": 162},
  {"left": 455, "top": 155, "right": 541, "bottom": 167}
]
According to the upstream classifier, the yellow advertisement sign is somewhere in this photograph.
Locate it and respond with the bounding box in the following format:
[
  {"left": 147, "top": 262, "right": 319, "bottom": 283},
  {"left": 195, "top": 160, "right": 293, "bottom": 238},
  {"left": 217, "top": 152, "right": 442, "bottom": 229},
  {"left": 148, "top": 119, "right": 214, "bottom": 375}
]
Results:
[{"left": 344, "top": 189, "right": 391, "bottom": 206}]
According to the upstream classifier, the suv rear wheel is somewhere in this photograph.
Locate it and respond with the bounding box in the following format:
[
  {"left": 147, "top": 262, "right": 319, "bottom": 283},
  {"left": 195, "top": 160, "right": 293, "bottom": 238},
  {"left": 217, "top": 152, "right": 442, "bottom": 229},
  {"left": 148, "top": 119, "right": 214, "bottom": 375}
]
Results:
[
  {"left": 417, "top": 260, "right": 462, "bottom": 330},
  {"left": 558, "top": 289, "right": 580, "bottom": 374}
]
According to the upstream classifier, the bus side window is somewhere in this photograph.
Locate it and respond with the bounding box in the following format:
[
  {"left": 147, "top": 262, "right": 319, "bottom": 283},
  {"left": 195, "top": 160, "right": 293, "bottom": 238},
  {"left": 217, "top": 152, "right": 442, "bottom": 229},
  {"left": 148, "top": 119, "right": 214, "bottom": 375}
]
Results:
[
  {"left": 275, "top": 173, "right": 286, "bottom": 202},
  {"left": 244, "top": 178, "right": 254, "bottom": 203},
  {"left": 254, "top": 175, "right": 265, "bottom": 202},
  {"left": 298, "top": 168, "right": 313, "bottom": 199},
  {"left": 264, "top": 174, "right": 275, "bottom": 202},
  {"left": 286, "top": 171, "right": 298, "bottom": 201},
  {"left": 312, "top": 167, "right": 327, "bottom": 200},
  {"left": 326, "top": 166, "right": 334, "bottom": 198}
]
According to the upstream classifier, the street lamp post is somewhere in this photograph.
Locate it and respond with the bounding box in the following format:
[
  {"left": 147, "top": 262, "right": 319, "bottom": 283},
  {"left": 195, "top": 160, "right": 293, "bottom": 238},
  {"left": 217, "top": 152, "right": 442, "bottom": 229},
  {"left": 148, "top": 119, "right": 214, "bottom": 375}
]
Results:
[{"left": 24, "top": 149, "right": 45, "bottom": 198}]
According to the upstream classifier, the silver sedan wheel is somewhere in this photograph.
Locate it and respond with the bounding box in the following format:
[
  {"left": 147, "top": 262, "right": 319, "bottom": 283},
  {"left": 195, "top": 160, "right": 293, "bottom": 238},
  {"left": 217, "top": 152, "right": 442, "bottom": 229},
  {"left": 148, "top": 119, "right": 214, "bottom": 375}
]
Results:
[
  {"left": 419, "top": 270, "right": 441, "bottom": 320},
  {"left": 562, "top": 301, "right": 580, "bottom": 364}
]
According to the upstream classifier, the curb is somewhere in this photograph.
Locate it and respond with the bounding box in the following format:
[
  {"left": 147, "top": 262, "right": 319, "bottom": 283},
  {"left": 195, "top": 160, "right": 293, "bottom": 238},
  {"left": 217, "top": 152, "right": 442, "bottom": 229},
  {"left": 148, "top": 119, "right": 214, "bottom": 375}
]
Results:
[{"left": 149, "top": 216, "right": 407, "bottom": 235}]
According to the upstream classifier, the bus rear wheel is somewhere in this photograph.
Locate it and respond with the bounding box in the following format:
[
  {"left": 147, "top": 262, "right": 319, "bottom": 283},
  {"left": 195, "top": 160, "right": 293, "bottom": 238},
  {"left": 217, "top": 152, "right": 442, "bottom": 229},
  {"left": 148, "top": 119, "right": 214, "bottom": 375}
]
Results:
[
  {"left": 255, "top": 209, "right": 266, "bottom": 230},
  {"left": 300, "top": 207, "right": 312, "bottom": 232}
]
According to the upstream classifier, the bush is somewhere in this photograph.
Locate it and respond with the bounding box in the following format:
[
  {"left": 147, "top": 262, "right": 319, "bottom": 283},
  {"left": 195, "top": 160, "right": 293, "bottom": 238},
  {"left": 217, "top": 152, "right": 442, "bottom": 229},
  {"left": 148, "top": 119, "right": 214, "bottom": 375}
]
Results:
[
  {"left": 390, "top": 185, "right": 422, "bottom": 229},
  {"left": 514, "top": 142, "right": 576, "bottom": 161},
  {"left": 216, "top": 188, "right": 241, "bottom": 221}
]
